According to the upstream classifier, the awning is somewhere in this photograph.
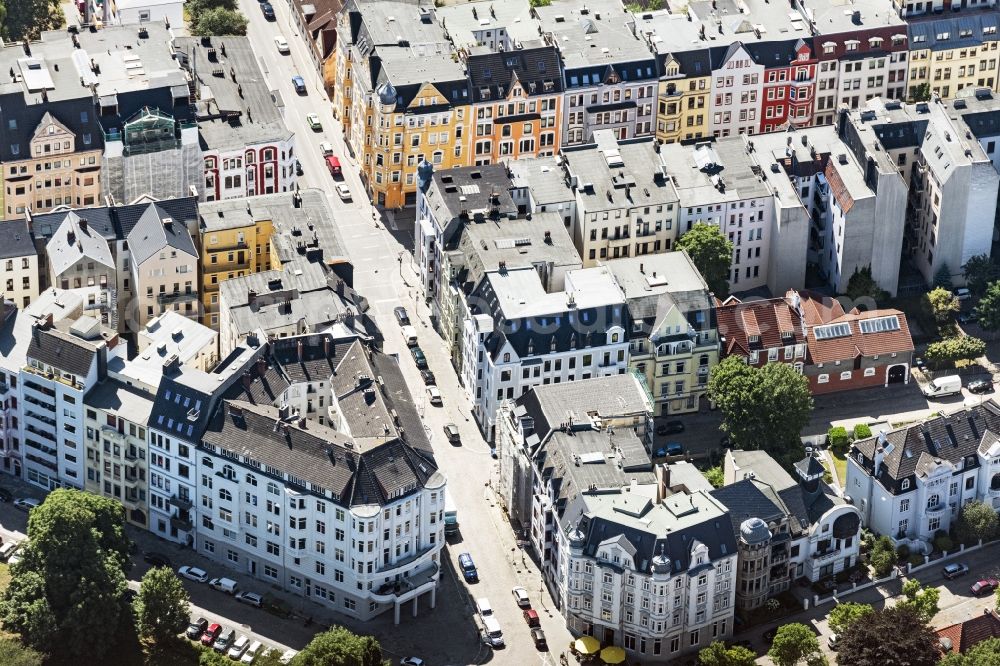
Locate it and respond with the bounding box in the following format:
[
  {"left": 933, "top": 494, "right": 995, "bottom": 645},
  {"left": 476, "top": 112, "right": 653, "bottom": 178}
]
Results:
[{"left": 574, "top": 636, "right": 600, "bottom": 655}]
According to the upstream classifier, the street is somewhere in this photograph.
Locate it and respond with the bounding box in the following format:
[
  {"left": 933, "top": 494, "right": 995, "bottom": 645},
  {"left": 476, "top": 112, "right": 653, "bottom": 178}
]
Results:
[{"left": 218, "top": 0, "right": 576, "bottom": 662}]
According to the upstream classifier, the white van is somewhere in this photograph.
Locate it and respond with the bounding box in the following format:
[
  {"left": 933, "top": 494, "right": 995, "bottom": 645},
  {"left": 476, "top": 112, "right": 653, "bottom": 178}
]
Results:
[
  {"left": 209, "top": 577, "right": 238, "bottom": 595},
  {"left": 922, "top": 375, "right": 962, "bottom": 398},
  {"left": 476, "top": 597, "right": 493, "bottom": 618},
  {"left": 401, "top": 325, "right": 418, "bottom": 347},
  {"left": 0, "top": 541, "right": 19, "bottom": 561},
  {"left": 482, "top": 615, "right": 505, "bottom": 648}
]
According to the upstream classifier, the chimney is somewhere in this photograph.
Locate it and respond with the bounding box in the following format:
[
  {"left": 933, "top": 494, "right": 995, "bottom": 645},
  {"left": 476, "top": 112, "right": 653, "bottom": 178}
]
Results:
[
  {"left": 247, "top": 288, "right": 257, "bottom": 308},
  {"left": 297, "top": 338, "right": 304, "bottom": 362},
  {"left": 79, "top": 219, "right": 87, "bottom": 232},
  {"left": 67, "top": 229, "right": 76, "bottom": 246},
  {"left": 298, "top": 417, "right": 307, "bottom": 429},
  {"left": 242, "top": 369, "right": 252, "bottom": 390},
  {"left": 162, "top": 216, "right": 173, "bottom": 230},
  {"left": 639, "top": 263, "right": 644, "bottom": 274},
  {"left": 324, "top": 336, "right": 331, "bottom": 357},
  {"left": 256, "top": 357, "right": 267, "bottom": 377}
]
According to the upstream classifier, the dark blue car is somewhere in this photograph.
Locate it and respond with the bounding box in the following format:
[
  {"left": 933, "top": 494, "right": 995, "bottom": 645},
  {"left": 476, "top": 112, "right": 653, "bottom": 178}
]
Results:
[
  {"left": 458, "top": 552, "right": 478, "bottom": 582},
  {"left": 291, "top": 75, "right": 306, "bottom": 94},
  {"left": 261, "top": 2, "right": 275, "bottom": 19}
]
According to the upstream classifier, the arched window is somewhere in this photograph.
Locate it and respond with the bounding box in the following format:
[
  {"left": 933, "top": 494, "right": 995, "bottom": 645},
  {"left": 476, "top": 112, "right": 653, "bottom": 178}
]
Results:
[
  {"left": 219, "top": 488, "right": 232, "bottom": 502},
  {"left": 246, "top": 473, "right": 257, "bottom": 486}
]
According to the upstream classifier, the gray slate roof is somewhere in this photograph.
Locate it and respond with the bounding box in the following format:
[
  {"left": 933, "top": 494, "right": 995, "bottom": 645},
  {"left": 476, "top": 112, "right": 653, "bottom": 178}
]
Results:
[
  {"left": 126, "top": 203, "right": 198, "bottom": 266},
  {"left": 0, "top": 220, "right": 36, "bottom": 260},
  {"left": 27, "top": 325, "right": 98, "bottom": 377}
]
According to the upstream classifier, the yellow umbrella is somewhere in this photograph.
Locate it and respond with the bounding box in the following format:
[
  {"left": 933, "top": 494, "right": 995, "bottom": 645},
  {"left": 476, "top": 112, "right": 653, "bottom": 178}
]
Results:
[
  {"left": 574, "top": 636, "right": 601, "bottom": 655},
  {"left": 600, "top": 645, "right": 626, "bottom": 664}
]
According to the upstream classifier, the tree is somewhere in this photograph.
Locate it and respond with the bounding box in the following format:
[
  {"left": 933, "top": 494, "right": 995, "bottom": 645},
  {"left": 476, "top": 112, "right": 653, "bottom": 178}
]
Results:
[
  {"left": 827, "top": 602, "right": 874, "bottom": 634},
  {"left": 897, "top": 579, "right": 940, "bottom": 624},
  {"left": 292, "top": 626, "right": 386, "bottom": 666},
  {"left": 955, "top": 499, "right": 1000, "bottom": 544},
  {"left": 924, "top": 335, "right": 987, "bottom": 367},
  {"left": 698, "top": 640, "right": 756, "bottom": 666},
  {"left": 676, "top": 223, "right": 734, "bottom": 298},
  {"left": 934, "top": 263, "right": 955, "bottom": 289},
  {"left": 0, "top": 490, "right": 131, "bottom": 660},
  {"left": 191, "top": 7, "right": 248, "bottom": 36},
  {"left": 911, "top": 83, "right": 932, "bottom": 102},
  {"left": 869, "top": 535, "right": 898, "bottom": 577},
  {"left": 0, "top": 638, "right": 43, "bottom": 666},
  {"left": 844, "top": 265, "right": 888, "bottom": 306},
  {"left": 708, "top": 357, "right": 813, "bottom": 456},
  {"left": 837, "top": 605, "right": 940, "bottom": 666},
  {"left": 703, "top": 466, "right": 724, "bottom": 488},
  {"left": 185, "top": 0, "right": 236, "bottom": 13},
  {"left": 767, "top": 623, "right": 823, "bottom": 666},
  {"left": 941, "top": 637, "right": 1000, "bottom": 665},
  {"left": 827, "top": 426, "right": 849, "bottom": 454},
  {"left": 978, "top": 281, "right": 1000, "bottom": 331},
  {"left": 963, "top": 254, "right": 1000, "bottom": 298},
  {"left": 134, "top": 566, "right": 190, "bottom": 643},
  {"left": 1, "top": 0, "right": 63, "bottom": 41},
  {"left": 926, "top": 287, "right": 960, "bottom": 325}
]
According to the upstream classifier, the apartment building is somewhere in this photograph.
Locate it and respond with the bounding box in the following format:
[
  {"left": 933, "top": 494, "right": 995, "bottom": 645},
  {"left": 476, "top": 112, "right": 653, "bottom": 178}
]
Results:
[
  {"left": 127, "top": 205, "right": 199, "bottom": 329},
  {"left": 713, "top": 449, "right": 862, "bottom": 597},
  {"left": 630, "top": 11, "right": 710, "bottom": 145},
  {"left": 561, "top": 131, "right": 680, "bottom": 267},
  {"left": 0, "top": 221, "right": 40, "bottom": 308},
  {"left": 83, "top": 379, "right": 153, "bottom": 529},
  {"left": 604, "top": 253, "right": 718, "bottom": 417},
  {"left": 495, "top": 373, "right": 653, "bottom": 533},
  {"left": 660, "top": 140, "right": 781, "bottom": 293},
  {"left": 907, "top": 11, "right": 1000, "bottom": 101},
  {"left": 465, "top": 44, "right": 565, "bottom": 166},
  {"left": 45, "top": 212, "right": 116, "bottom": 296},
  {"left": 289, "top": 0, "right": 341, "bottom": 93},
  {"left": 20, "top": 314, "right": 126, "bottom": 490},
  {"left": 197, "top": 333, "right": 444, "bottom": 624},
  {"left": 803, "top": 0, "right": 909, "bottom": 126},
  {"left": 892, "top": 0, "right": 996, "bottom": 17},
  {"left": 434, "top": 1, "right": 539, "bottom": 54},
  {"left": 175, "top": 37, "right": 297, "bottom": 201},
  {"left": 716, "top": 294, "right": 808, "bottom": 371},
  {"left": 217, "top": 260, "right": 368, "bottom": 358},
  {"left": 847, "top": 402, "right": 1000, "bottom": 552},
  {"left": 463, "top": 265, "right": 630, "bottom": 440},
  {"left": 535, "top": 0, "right": 658, "bottom": 146},
  {"left": 845, "top": 97, "right": 999, "bottom": 286}
]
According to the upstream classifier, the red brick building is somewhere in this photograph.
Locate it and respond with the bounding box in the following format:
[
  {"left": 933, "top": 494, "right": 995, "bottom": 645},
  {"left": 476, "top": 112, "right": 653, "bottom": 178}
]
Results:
[
  {"left": 759, "top": 39, "right": 817, "bottom": 133},
  {"left": 716, "top": 291, "right": 914, "bottom": 395}
]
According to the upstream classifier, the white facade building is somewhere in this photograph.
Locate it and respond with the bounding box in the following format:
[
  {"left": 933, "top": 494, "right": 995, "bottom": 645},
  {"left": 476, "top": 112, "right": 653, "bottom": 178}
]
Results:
[{"left": 708, "top": 45, "right": 765, "bottom": 138}]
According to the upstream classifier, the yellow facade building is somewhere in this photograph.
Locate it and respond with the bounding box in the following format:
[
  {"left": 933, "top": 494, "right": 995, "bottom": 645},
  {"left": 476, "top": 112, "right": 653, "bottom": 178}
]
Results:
[
  {"left": 657, "top": 60, "right": 711, "bottom": 144},
  {"left": 907, "top": 13, "right": 1000, "bottom": 101}
]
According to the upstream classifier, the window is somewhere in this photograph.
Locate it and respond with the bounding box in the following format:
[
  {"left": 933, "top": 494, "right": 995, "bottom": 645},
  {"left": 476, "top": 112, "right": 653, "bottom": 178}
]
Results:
[{"left": 900, "top": 499, "right": 909, "bottom": 511}]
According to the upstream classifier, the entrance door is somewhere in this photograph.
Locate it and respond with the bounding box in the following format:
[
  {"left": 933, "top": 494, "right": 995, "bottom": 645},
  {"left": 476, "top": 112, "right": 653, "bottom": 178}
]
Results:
[
  {"left": 249, "top": 560, "right": 256, "bottom": 576},
  {"left": 888, "top": 365, "right": 907, "bottom": 384},
  {"left": 603, "top": 627, "right": 615, "bottom": 646}
]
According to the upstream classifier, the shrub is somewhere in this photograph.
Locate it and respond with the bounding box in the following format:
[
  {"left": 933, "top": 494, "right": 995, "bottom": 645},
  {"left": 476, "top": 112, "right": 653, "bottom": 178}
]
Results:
[
  {"left": 896, "top": 544, "right": 910, "bottom": 560},
  {"left": 828, "top": 426, "right": 850, "bottom": 453},
  {"left": 853, "top": 423, "right": 872, "bottom": 440},
  {"left": 934, "top": 534, "right": 954, "bottom": 553}
]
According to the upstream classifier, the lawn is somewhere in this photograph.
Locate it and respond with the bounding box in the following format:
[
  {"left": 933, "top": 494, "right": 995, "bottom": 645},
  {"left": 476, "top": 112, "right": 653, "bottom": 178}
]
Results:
[{"left": 831, "top": 450, "right": 848, "bottom": 486}]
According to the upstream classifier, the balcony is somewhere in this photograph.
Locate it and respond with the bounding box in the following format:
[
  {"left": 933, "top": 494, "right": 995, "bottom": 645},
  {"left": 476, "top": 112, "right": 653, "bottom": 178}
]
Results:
[
  {"left": 376, "top": 543, "right": 440, "bottom": 577},
  {"left": 369, "top": 561, "right": 440, "bottom": 604},
  {"left": 811, "top": 548, "right": 839, "bottom": 564},
  {"left": 925, "top": 502, "right": 947, "bottom": 517},
  {"left": 168, "top": 494, "right": 193, "bottom": 510},
  {"left": 170, "top": 515, "right": 193, "bottom": 531},
  {"left": 156, "top": 290, "right": 196, "bottom": 303}
]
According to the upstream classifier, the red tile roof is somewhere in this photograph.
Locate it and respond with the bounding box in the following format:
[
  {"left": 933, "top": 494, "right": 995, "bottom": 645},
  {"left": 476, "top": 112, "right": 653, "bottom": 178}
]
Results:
[
  {"left": 802, "top": 304, "right": 913, "bottom": 364},
  {"left": 937, "top": 609, "right": 1000, "bottom": 654},
  {"left": 716, "top": 296, "right": 805, "bottom": 357}
]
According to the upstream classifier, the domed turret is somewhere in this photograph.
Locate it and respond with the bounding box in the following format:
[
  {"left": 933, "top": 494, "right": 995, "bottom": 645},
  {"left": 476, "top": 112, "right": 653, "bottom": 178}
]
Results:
[
  {"left": 651, "top": 543, "right": 670, "bottom": 575},
  {"left": 377, "top": 81, "right": 397, "bottom": 109},
  {"left": 739, "top": 517, "right": 771, "bottom": 546},
  {"left": 417, "top": 159, "right": 434, "bottom": 193}
]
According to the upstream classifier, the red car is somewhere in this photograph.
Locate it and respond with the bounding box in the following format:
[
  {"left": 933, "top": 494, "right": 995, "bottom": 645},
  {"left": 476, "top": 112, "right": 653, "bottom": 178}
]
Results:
[
  {"left": 524, "top": 609, "right": 540, "bottom": 627},
  {"left": 972, "top": 579, "right": 999, "bottom": 597},
  {"left": 200, "top": 623, "right": 222, "bottom": 646}
]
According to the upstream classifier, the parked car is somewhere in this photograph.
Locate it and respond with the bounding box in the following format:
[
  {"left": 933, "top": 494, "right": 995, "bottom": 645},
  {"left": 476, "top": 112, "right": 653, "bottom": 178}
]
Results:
[
  {"left": 394, "top": 306, "right": 410, "bottom": 325},
  {"left": 523, "top": 609, "right": 540, "bottom": 627},
  {"left": 958, "top": 311, "right": 978, "bottom": 324},
  {"left": 0, "top": 486, "right": 13, "bottom": 502},
  {"left": 943, "top": 562, "right": 970, "bottom": 579},
  {"left": 186, "top": 617, "right": 208, "bottom": 640},
  {"left": 235, "top": 591, "right": 264, "bottom": 608},
  {"left": 213, "top": 628, "right": 236, "bottom": 653},
  {"left": 475, "top": 597, "right": 493, "bottom": 618},
  {"left": 209, "top": 577, "right": 238, "bottom": 594},
  {"left": 401, "top": 659, "right": 425, "bottom": 666},
  {"left": 143, "top": 551, "right": 171, "bottom": 568},
  {"left": 972, "top": 578, "right": 999, "bottom": 596},
  {"left": 291, "top": 75, "right": 306, "bottom": 94},
  {"left": 512, "top": 586, "right": 530, "bottom": 608},
  {"left": 240, "top": 640, "right": 263, "bottom": 664},
  {"left": 655, "top": 442, "right": 684, "bottom": 457},
  {"left": 420, "top": 369, "right": 436, "bottom": 385},
  {"left": 656, "top": 420, "right": 685, "bottom": 435},
  {"left": 458, "top": 552, "right": 479, "bottom": 582},
  {"left": 273, "top": 36, "right": 289, "bottom": 53},
  {"left": 531, "top": 627, "right": 547, "bottom": 651},
  {"left": 914, "top": 356, "right": 926, "bottom": 370},
  {"left": 305, "top": 113, "right": 322, "bottom": 131},
  {"left": 13, "top": 498, "right": 39, "bottom": 511},
  {"left": 178, "top": 566, "right": 210, "bottom": 583},
  {"left": 411, "top": 347, "right": 428, "bottom": 369},
  {"left": 228, "top": 634, "right": 251, "bottom": 659},
  {"left": 968, "top": 379, "right": 993, "bottom": 394},
  {"left": 335, "top": 183, "right": 352, "bottom": 201},
  {"left": 427, "top": 386, "right": 442, "bottom": 406},
  {"left": 1, "top": 541, "right": 22, "bottom": 561},
  {"left": 320, "top": 141, "right": 334, "bottom": 156},
  {"left": 260, "top": 2, "right": 274, "bottom": 19},
  {"left": 444, "top": 423, "right": 460, "bottom": 444},
  {"left": 278, "top": 649, "right": 298, "bottom": 664},
  {"left": 955, "top": 287, "right": 972, "bottom": 301},
  {"left": 200, "top": 623, "right": 222, "bottom": 646}
]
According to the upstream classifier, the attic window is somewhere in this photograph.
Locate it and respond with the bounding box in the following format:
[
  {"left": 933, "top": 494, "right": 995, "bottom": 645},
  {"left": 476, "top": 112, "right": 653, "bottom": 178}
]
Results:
[
  {"left": 538, "top": 60, "right": 546, "bottom": 73},
  {"left": 483, "top": 67, "right": 492, "bottom": 80}
]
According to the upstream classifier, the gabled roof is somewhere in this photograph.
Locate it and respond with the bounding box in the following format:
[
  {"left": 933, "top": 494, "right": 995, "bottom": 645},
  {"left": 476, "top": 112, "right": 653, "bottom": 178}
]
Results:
[
  {"left": 716, "top": 295, "right": 804, "bottom": 356},
  {"left": 937, "top": 609, "right": 1000, "bottom": 654},
  {"left": 46, "top": 211, "right": 115, "bottom": 276},
  {"left": 27, "top": 325, "right": 98, "bottom": 378},
  {"left": 466, "top": 45, "right": 564, "bottom": 102},
  {"left": 126, "top": 203, "right": 198, "bottom": 266}
]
